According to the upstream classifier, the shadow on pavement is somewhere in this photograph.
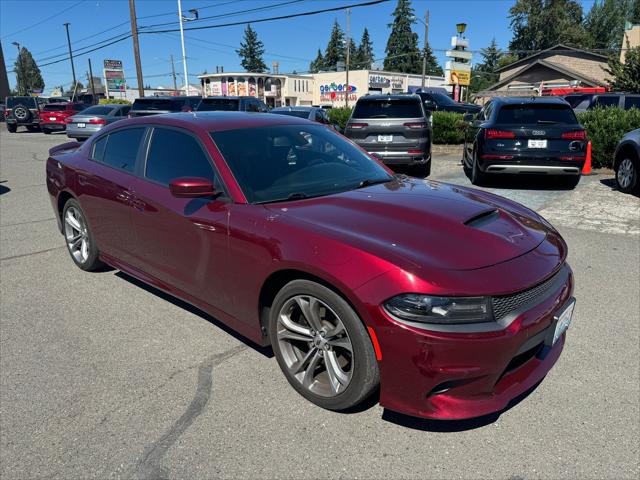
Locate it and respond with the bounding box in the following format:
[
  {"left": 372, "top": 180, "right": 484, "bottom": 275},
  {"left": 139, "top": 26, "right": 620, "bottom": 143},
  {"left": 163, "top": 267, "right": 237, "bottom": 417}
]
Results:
[
  {"left": 0, "top": 181, "right": 10, "bottom": 196},
  {"left": 114, "top": 271, "right": 274, "bottom": 358},
  {"left": 381, "top": 379, "right": 544, "bottom": 432},
  {"left": 600, "top": 177, "right": 640, "bottom": 197}
]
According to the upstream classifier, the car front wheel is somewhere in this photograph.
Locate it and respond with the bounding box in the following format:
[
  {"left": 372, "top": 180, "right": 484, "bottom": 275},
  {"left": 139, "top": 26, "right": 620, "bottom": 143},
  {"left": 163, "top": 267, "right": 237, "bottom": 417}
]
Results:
[
  {"left": 615, "top": 156, "right": 638, "bottom": 194},
  {"left": 269, "top": 280, "right": 379, "bottom": 411},
  {"left": 62, "top": 199, "right": 103, "bottom": 271}
]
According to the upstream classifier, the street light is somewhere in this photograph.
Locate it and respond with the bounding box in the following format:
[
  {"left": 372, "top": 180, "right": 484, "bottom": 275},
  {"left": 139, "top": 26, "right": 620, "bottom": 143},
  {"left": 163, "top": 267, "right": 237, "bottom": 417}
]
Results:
[
  {"left": 410, "top": 13, "right": 430, "bottom": 89},
  {"left": 177, "top": 0, "right": 198, "bottom": 95},
  {"left": 456, "top": 23, "right": 467, "bottom": 36},
  {"left": 11, "top": 42, "right": 23, "bottom": 95}
]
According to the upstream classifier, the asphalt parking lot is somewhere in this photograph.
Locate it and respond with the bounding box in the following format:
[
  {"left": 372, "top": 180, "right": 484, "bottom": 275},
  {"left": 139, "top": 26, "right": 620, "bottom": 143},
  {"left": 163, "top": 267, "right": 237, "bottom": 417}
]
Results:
[{"left": 1, "top": 129, "right": 639, "bottom": 479}]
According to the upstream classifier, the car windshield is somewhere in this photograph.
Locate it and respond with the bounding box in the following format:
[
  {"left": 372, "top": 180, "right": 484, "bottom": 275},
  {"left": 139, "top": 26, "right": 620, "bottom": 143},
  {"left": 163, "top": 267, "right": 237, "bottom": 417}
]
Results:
[
  {"left": 429, "top": 93, "right": 456, "bottom": 105},
  {"left": 7, "top": 97, "right": 37, "bottom": 108},
  {"left": 271, "top": 110, "right": 311, "bottom": 119},
  {"left": 80, "top": 106, "right": 115, "bottom": 116},
  {"left": 198, "top": 99, "right": 240, "bottom": 111},
  {"left": 496, "top": 104, "right": 578, "bottom": 124},
  {"left": 352, "top": 99, "right": 422, "bottom": 118},
  {"left": 131, "top": 98, "right": 184, "bottom": 111},
  {"left": 210, "top": 124, "right": 393, "bottom": 204}
]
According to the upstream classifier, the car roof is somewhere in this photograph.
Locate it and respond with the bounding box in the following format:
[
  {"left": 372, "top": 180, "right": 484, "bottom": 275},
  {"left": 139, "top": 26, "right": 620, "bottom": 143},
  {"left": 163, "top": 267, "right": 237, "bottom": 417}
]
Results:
[
  {"left": 271, "top": 106, "right": 315, "bottom": 112},
  {"left": 201, "top": 96, "right": 254, "bottom": 100},
  {"left": 357, "top": 94, "right": 421, "bottom": 102},
  {"left": 490, "top": 96, "right": 570, "bottom": 106},
  {"left": 112, "top": 111, "right": 312, "bottom": 132}
]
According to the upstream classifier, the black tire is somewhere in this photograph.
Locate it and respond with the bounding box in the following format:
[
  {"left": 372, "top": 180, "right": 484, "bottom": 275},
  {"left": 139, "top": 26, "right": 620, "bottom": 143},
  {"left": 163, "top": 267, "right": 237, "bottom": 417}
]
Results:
[
  {"left": 42, "top": 128, "right": 52, "bottom": 135},
  {"left": 12, "top": 104, "right": 32, "bottom": 123},
  {"left": 269, "top": 279, "right": 380, "bottom": 411},
  {"left": 615, "top": 155, "right": 639, "bottom": 194},
  {"left": 471, "top": 150, "right": 488, "bottom": 186},
  {"left": 61, "top": 198, "right": 104, "bottom": 271},
  {"left": 6, "top": 123, "right": 17, "bottom": 133},
  {"left": 558, "top": 175, "right": 581, "bottom": 190},
  {"left": 26, "top": 125, "right": 39, "bottom": 133},
  {"left": 410, "top": 161, "right": 431, "bottom": 178}
]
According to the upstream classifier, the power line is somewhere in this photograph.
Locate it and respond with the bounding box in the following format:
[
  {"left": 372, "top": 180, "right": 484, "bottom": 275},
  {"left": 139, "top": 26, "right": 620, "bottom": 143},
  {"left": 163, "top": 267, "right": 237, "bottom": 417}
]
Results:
[{"left": 1, "top": 0, "right": 87, "bottom": 40}]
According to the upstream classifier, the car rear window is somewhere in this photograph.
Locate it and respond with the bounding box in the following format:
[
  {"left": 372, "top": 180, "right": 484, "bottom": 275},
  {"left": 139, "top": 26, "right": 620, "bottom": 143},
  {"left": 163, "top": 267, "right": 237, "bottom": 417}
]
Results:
[
  {"left": 43, "top": 104, "right": 67, "bottom": 112},
  {"left": 81, "top": 106, "right": 115, "bottom": 116},
  {"left": 496, "top": 104, "right": 578, "bottom": 124},
  {"left": 7, "top": 97, "right": 37, "bottom": 108},
  {"left": 198, "top": 99, "right": 240, "bottom": 111},
  {"left": 131, "top": 98, "right": 184, "bottom": 111},
  {"left": 352, "top": 99, "right": 422, "bottom": 119},
  {"left": 271, "top": 110, "right": 310, "bottom": 119},
  {"left": 563, "top": 95, "right": 590, "bottom": 108}
]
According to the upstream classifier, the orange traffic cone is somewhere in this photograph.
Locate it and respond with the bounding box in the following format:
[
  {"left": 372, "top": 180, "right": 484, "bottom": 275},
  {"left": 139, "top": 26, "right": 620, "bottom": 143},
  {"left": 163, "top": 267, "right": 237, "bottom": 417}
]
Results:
[{"left": 582, "top": 140, "right": 593, "bottom": 175}]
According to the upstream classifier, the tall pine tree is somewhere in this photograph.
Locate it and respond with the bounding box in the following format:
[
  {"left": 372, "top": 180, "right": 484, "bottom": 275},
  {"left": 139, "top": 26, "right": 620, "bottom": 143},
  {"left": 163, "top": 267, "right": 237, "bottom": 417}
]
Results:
[
  {"left": 324, "top": 20, "right": 345, "bottom": 70},
  {"left": 585, "top": 0, "right": 631, "bottom": 49},
  {"left": 309, "top": 49, "right": 325, "bottom": 73},
  {"left": 354, "top": 28, "right": 374, "bottom": 69},
  {"left": 236, "top": 24, "right": 268, "bottom": 73},
  {"left": 469, "top": 38, "right": 501, "bottom": 93},
  {"left": 630, "top": 0, "right": 640, "bottom": 23},
  {"left": 422, "top": 43, "right": 443, "bottom": 76},
  {"left": 13, "top": 46, "right": 44, "bottom": 95},
  {"left": 607, "top": 46, "right": 640, "bottom": 92},
  {"left": 384, "top": 0, "right": 421, "bottom": 73}
]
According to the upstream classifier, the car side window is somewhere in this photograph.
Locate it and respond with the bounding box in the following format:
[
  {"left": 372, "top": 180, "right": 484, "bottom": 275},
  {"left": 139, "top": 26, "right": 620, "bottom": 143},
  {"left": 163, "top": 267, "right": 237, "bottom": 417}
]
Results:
[
  {"left": 92, "top": 135, "right": 108, "bottom": 162},
  {"left": 594, "top": 96, "right": 620, "bottom": 108},
  {"left": 257, "top": 101, "right": 268, "bottom": 113},
  {"left": 145, "top": 128, "right": 223, "bottom": 193},
  {"left": 624, "top": 96, "right": 640, "bottom": 110},
  {"left": 246, "top": 101, "right": 260, "bottom": 112},
  {"left": 97, "top": 128, "right": 145, "bottom": 173},
  {"left": 314, "top": 110, "right": 324, "bottom": 122}
]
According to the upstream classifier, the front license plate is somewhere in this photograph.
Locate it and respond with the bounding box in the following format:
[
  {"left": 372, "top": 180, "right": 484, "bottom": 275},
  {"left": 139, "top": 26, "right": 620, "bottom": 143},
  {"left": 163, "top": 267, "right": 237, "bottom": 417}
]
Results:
[
  {"left": 528, "top": 139, "right": 547, "bottom": 148},
  {"left": 77, "top": 123, "right": 86, "bottom": 128},
  {"left": 378, "top": 135, "right": 393, "bottom": 143},
  {"left": 553, "top": 299, "right": 575, "bottom": 345},
  {"left": 49, "top": 117, "right": 56, "bottom": 121}
]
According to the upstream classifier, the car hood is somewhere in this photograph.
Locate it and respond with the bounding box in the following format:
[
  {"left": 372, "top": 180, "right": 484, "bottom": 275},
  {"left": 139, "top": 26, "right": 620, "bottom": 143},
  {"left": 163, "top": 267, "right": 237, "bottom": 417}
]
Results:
[{"left": 267, "top": 178, "right": 550, "bottom": 272}]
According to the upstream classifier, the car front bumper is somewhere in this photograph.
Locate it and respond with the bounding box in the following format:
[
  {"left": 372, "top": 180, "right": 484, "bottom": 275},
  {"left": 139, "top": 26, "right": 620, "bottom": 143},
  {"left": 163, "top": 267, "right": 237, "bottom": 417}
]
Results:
[{"left": 356, "top": 262, "right": 574, "bottom": 420}]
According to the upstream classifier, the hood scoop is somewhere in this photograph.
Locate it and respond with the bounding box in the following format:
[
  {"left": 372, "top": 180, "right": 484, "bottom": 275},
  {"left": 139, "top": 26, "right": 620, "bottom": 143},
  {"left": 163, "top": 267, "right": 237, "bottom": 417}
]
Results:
[{"left": 464, "top": 208, "right": 501, "bottom": 228}]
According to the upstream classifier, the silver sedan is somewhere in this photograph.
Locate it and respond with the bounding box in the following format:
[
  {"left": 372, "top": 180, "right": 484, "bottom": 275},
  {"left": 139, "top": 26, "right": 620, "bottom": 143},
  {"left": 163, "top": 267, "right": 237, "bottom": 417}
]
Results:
[{"left": 66, "top": 104, "right": 131, "bottom": 140}]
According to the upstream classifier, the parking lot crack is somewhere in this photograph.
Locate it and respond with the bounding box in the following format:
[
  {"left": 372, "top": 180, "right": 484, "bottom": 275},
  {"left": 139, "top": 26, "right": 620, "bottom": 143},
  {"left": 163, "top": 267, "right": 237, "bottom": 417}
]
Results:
[{"left": 132, "top": 344, "right": 247, "bottom": 480}]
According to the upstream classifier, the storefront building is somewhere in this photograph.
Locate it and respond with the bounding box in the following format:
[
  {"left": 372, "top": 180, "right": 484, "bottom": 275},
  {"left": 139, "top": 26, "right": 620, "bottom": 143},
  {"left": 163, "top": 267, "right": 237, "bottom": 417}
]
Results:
[{"left": 198, "top": 70, "right": 447, "bottom": 108}]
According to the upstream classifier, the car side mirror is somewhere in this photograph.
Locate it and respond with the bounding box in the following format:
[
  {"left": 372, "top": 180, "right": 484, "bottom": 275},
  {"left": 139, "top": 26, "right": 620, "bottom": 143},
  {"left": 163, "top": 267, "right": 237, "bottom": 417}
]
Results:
[
  {"left": 463, "top": 113, "right": 474, "bottom": 123},
  {"left": 423, "top": 100, "right": 436, "bottom": 110},
  {"left": 169, "top": 177, "right": 216, "bottom": 198}
]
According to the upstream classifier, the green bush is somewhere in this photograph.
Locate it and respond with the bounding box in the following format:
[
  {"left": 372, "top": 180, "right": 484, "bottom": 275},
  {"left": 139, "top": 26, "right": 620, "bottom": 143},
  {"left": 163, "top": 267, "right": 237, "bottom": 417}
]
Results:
[
  {"left": 432, "top": 111, "right": 466, "bottom": 144},
  {"left": 99, "top": 98, "right": 130, "bottom": 105},
  {"left": 327, "top": 106, "right": 353, "bottom": 130},
  {"left": 577, "top": 107, "right": 640, "bottom": 169}
]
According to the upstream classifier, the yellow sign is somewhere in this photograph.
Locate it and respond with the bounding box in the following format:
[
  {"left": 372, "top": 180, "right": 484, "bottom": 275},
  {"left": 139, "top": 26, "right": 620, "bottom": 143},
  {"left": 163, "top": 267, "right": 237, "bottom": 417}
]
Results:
[{"left": 450, "top": 70, "right": 470, "bottom": 86}]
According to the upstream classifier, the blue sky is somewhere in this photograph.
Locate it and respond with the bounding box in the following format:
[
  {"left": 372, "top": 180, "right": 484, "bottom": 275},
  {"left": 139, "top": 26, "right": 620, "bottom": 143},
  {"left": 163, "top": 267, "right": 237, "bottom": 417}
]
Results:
[{"left": 1, "top": 0, "right": 597, "bottom": 94}]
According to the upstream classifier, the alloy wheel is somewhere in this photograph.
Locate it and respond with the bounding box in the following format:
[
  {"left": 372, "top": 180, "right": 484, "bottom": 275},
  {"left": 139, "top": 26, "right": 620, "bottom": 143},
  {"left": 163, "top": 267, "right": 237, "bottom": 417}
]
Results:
[
  {"left": 617, "top": 158, "right": 635, "bottom": 190},
  {"left": 276, "top": 295, "right": 354, "bottom": 397},
  {"left": 64, "top": 206, "right": 90, "bottom": 264}
]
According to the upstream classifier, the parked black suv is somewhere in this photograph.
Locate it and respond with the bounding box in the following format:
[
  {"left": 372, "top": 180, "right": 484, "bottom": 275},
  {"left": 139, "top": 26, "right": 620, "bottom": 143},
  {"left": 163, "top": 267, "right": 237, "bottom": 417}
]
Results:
[
  {"left": 568, "top": 92, "right": 640, "bottom": 112},
  {"left": 344, "top": 94, "right": 432, "bottom": 177},
  {"left": 4, "top": 96, "right": 46, "bottom": 132},
  {"left": 412, "top": 90, "right": 481, "bottom": 114},
  {"left": 463, "top": 97, "right": 587, "bottom": 188},
  {"left": 196, "top": 96, "right": 268, "bottom": 112},
  {"left": 129, "top": 96, "right": 202, "bottom": 117}
]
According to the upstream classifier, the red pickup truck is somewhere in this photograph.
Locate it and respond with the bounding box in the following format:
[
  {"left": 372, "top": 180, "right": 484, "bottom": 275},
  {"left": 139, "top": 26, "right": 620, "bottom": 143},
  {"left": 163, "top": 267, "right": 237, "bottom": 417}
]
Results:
[{"left": 39, "top": 102, "right": 87, "bottom": 134}]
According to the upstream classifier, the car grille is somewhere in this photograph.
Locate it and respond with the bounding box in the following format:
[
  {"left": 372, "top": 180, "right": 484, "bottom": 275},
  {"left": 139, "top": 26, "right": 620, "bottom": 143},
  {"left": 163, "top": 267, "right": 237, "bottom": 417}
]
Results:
[{"left": 492, "top": 269, "right": 563, "bottom": 321}]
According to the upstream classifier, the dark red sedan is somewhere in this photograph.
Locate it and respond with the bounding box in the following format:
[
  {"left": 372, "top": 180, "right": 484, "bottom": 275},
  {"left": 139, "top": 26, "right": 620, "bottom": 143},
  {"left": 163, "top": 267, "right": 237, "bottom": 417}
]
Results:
[{"left": 46, "top": 112, "right": 575, "bottom": 420}]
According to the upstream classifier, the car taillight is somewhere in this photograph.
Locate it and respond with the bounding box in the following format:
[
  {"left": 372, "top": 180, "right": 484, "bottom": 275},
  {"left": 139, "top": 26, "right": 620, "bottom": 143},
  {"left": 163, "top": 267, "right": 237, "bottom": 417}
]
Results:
[
  {"left": 403, "top": 122, "right": 427, "bottom": 129},
  {"left": 63, "top": 117, "right": 73, "bottom": 124},
  {"left": 485, "top": 129, "right": 515, "bottom": 139},
  {"left": 89, "top": 118, "right": 106, "bottom": 125},
  {"left": 347, "top": 123, "right": 368, "bottom": 129},
  {"left": 561, "top": 130, "right": 586, "bottom": 140}
]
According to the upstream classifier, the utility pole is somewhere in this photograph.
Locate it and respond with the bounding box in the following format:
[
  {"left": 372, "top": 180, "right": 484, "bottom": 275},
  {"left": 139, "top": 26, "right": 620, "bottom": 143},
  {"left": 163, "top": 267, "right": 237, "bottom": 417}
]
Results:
[
  {"left": 63, "top": 23, "right": 77, "bottom": 98},
  {"left": 129, "top": 0, "right": 145, "bottom": 98},
  {"left": 170, "top": 54, "right": 178, "bottom": 94},
  {"left": 177, "top": 0, "right": 189, "bottom": 94},
  {"left": 88, "top": 58, "right": 96, "bottom": 104},
  {"left": 11, "top": 42, "right": 23, "bottom": 95},
  {"left": 421, "top": 10, "right": 429, "bottom": 89},
  {"left": 345, "top": 8, "right": 351, "bottom": 108}
]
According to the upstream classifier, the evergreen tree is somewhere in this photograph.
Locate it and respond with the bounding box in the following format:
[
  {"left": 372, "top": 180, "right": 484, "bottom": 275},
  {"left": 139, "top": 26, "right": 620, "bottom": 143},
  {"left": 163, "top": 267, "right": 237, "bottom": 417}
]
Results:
[
  {"left": 421, "top": 43, "right": 443, "bottom": 76},
  {"left": 630, "top": 0, "right": 640, "bottom": 23},
  {"left": 347, "top": 38, "right": 357, "bottom": 69},
  {"left": 469, "top": 38, "right": 502, "bottom": 93},
  {"left": 236, "top": 24, "right": 268, "bottom": 73},
  {"left": 355, "top": 28, "right": 374, "bottom": 69},
  {"left": 309, "top": 48, "right": 325, "bottom": 73},
  {"left": 13, "top": 46, "right": 44, "bottom": 95},
  {"left": 607, "top": 45, "right": 640, "bottom": 92},
  {"left": 509, "top": 0, "right": 588, "bottom": 57},
  {"left": 384, "top": 0, "right": 421, "bottom": 73},
  {"left": 585, "top": 0, "right": 630, "bottom": 49},
  {"left": 324, "top": 20, "right": 345, "bottom": 70}
]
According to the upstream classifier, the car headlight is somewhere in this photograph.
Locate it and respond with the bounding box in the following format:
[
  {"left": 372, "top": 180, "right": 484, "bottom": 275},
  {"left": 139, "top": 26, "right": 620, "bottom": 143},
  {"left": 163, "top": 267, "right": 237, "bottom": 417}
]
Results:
[{"left": 384, "top": 294, "right": 493, "bottom": 324}]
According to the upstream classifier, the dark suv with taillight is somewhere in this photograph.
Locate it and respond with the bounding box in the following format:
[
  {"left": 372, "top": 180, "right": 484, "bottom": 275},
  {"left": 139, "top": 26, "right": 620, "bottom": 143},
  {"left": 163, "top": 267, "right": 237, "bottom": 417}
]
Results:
[
  {"left": 463, "top": 97, "right": 587, "bottom": 188},
  {"left": 4, "top": 96, "right": 47, "bottom": 133},
  {"left": 344, "top": 94, "right": 433, "bottom": 177}
]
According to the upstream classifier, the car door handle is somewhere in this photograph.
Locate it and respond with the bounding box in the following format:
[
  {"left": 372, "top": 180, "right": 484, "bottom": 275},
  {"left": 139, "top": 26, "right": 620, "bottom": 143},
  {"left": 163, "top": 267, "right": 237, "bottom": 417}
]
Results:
[{"left": 131, "top": 197, "right": 146, "bottom": 211}]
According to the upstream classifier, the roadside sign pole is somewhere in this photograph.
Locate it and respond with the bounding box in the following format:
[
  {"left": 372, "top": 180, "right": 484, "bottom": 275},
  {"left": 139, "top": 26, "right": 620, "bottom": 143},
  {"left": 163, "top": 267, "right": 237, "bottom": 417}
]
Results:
[
  {"left": 345, "top": 8, "right": 350, "bottom": 108},
  {"left": 88, "top": 59, "right": 96, "bottom": 104},
  {"left": 63, "top": 23, "right": 77, "bottom": 100}
]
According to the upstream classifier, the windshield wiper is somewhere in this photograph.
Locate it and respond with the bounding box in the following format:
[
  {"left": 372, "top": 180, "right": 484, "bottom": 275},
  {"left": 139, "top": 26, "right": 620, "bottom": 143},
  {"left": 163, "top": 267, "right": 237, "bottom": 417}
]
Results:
[
  {"left": 357, "top": 177, "right": 392, "bottom": 189},
  {"left": 369, "top": 114, "right": 389, "bottom": 118}
]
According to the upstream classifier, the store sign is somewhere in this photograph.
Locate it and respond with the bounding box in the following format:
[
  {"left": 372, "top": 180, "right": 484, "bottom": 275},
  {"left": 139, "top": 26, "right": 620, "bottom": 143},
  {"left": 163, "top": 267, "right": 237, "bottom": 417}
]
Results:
[
  {"left": 448, "top": 69, "right": 470, "bottom": 86},
  {"left": 30, "top": 88, "right": 43, "bottom": 97},
  {"left": 369, "top": 75, "right": 390, "bottom": 88},
  {"left": 105, "top": 70, "right": 126, "bottom": 91},
  {"left": 391, "top": 76, "right": 404, "bottom": 89},
  {"left": 103, "top": 59, "right": 123, "bottom": 70},
  {"left": 210, "top": 82, "right": 222, "bottom": 95}
]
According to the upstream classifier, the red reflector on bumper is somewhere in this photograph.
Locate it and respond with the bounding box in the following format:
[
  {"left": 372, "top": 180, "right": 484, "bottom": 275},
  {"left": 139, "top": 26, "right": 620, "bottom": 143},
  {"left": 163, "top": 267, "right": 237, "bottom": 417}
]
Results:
[
  {"left": 481, "top": 154, "right": 514, "bottom": 160},
  {"left": 367, "top": 326, "right": 382, "bottom": 361},
  {"left": 560, "top": 156, "right": 586, "bottom": 161}
]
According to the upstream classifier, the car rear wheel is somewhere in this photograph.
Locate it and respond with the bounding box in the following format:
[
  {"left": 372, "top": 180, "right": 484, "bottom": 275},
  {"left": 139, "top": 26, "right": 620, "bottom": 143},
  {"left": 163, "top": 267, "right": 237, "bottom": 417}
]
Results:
[
  {"left": 558, "top": 175, "right": 581, "bottom": 189},
  {"left": 410, "top": 161, "right": 431, "bottom": 178},
  {"left": 26, "top": 125, "right": 39, "bottom": 132},
  {"left": 471, "top": 151, "right": 488, "bottom": 186},
  {"left": 615, "top": 157, "right": 638, "bottom": 194},
  {"left": 62, "top": 199, "right": 103, "bottom": 271},
  {"left": 269, "top": 280, "right": 379, "bottom": 411},
  {"left": 42, "top": 128, "right": 52, "bottom": 135},
  {"left": 6, "top": 123, "right": 17, "bottom": 133}
]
